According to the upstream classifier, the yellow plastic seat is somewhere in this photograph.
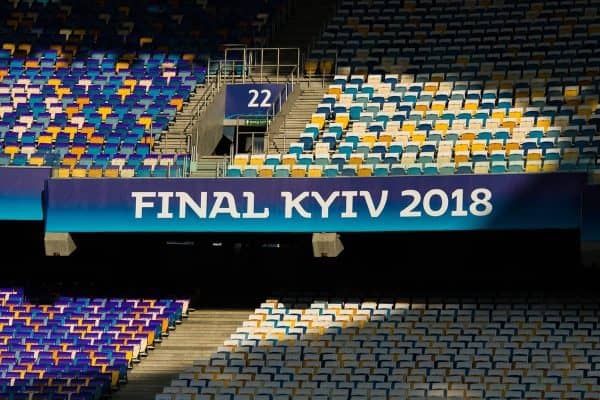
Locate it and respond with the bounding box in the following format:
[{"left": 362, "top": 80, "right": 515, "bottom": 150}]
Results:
[
  {"left": 454, "top": 142, "right": 470, "bottom": 152},
  {"left": 76, "top": 97, "right": 90, "bottom": 109},
  {"left": 104, "top": 168, "right": 120, "bottom": 178},
  {"left": 505, "top": 142, "right": 521, "bottom": 155},
  {"left": 414, "top": 104, "right": 428, "bottom": 112},
  {"left": 460, "top": 132, "right": 475, "bottom": 142},
  {"left": 328, "top": 85, "right": 342, "bottom": 98},
  {"left": 98, "top": 106, "right": 112, "bottom": 121},
  {"left": 536, "top": 117, "right": 551, "bottom": 130},
  {"left": 81, "top": 126, "right": 95, "bottom": 139},
  {"left": 57, "top": 168, "right": 71, "bottom": 178},
  {"left": 66, "top": 105, "right": 79, "bottom": 119},
  {"left": 319, "top": 59, "right": 334, "bottom": 75},
  {"left": 349, "top": 154, "right": 364, "bottom": 165},
  {"left": 56, "top": 86, "right": 71, "bottom": 99},
  {"left": 281, "top": 155, "right": 296, "bottom": 166},
  {"left": 435, "top": 121, "right": 449, "bottom": 132},
  {"left": 4, "top": 146, "right": 19, "bottom": 157},
  {"left": 46, "top": 126, "right": 61, "bottom": 139},
  {"left": 249, "top": 155, "right": 265, "bottom": 166},
  {"left": 115, "top": 62, "right": 129, "bottom": 73},
  {"left": 311, "top": 114, "right": 326, "bottom": 129},
  {"left": 291, "top": 166, "right": 306, "bottom": 177},
  {"left": 64, "top": 126, "right": 78, "bottom": 140},
  {"left": 117, "top": 88, "right": 131, "bottom": 103},
  {"left": 525, "top": 160, "right": 541, "bottom": 173},
  {"left": 357, "top": 165, "right": 373, "bottom": 177},
  {"left": 454, "top": 153, "right": 470, "bottom": 163},
  {"left": 2, "top": 43, "right": 15, "bottom": 55},
  {"left": 70, "top": 147, "right": 86, "bottom": 157},
  {"left": 138, "top": 116, "right": 152, "bottom": 130},
  {"left": 47, "top": 78, "right": 61, "bottom": 88},
  {"left": 140, "top": 136, "right": 154, "bottom": 147},
  {"left": 28, "top": 156, "right": 44, "bottom": 166},
  {"left": 25, "top": 60, "right": 39, "bottom": 69},
  {"left": 61, "top": 157, "right": 77, "bottom": 169},
  {"left": 471, "top": 141, "right": 487, "bottom": 152},
  {"left": 335, "top": 113, "right": 350, "bottom": 129},
  {"left": 88, "top": 167, "right": 103, "bottom": 178},
  {"left": 258, "top": 166, "right": 274, "bottom": 177},
  {"left": 379, "top": 133, "right": 393, "bottom": 144},
  {"left": 37, "top": 133, "right": 52, "bottom": 144},
  {"left": 71, "top": 168, "right": 87, "bottom": 178},
  {"left": 307, "top": 166, "right": 323, "bottom": 178},
  {"left": 411, "top": 132, "right": 426, "bottom": 143},
  {"left": 233, "top": 154, "right": 249, "bottom": 166},
  {"left": 304, "top": 59, "right": 318, "bottom": 76},
  {"left": 169, "top": 97, "right": 183, "bottom": 111},
  {"left": 139, "top": 37, "right": 153, "bottom": 47}
]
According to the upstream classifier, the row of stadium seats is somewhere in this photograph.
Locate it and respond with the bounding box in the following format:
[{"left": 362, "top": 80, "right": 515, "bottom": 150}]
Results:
[
  {"left": 0, "top": 0, "right": 278, "bottom": 61},
  {"left": 156, "top": 297, "right": 600, "bottom": 399},
  {"left": 306, "top": 0, "right": 600, "bottom": 76},
  {"left": 0, "top": 51, "right": 196, "bottom": 167},
  {"left": 0, "top": 288, "right": 188, "bottom": 400},
  {"left": 255, "top": 0, "right": 598, "bottom": 178},
  {"left": 0, "top": 0, "right": 284, "bottom": 175},
  {"left": 0, "top": 150, "right": 189, "bottom": 171},
  {"left": 227, "top": 159, "right": 584, "bottom": 177}
]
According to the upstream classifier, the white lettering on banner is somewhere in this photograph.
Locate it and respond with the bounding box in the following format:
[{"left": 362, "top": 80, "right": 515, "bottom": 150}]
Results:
[
  {"left": 242, "top": 192, "right": 269, "bottom": 218},
  {"left": 177, "top": 192, "right": 207, "bottom": 219},
  {"left": 132, "top": 191, "right": 268, "bottom": 219},
  {"left": 399, "top": 188, "right": 493, "bottom": 218},
  {"left": 132, "top": 192, "right": 156, "bottom": 219},
  {"left": 209, "top": 192, "right": 241, "bottom": 219},
  {"left": 248, "top": 89, "right": 272, "bottom": 108},
  {"left": 157, "top": 192, "right": 174, "bottom": 219},
  {"left": 341, "top": 191, "right": 358, "bottom": 218},
  {"left": 311, "top": 191, "right": 340, "bottom": 218},
  {"left": 360, "top": 190, "right": 388, "bottom": 217},
  {"left": 282, "top": 191, "right": 311, "bottom": 219},
  {"left": 131, "top": 188, "right": 493, "bottom": 221}
]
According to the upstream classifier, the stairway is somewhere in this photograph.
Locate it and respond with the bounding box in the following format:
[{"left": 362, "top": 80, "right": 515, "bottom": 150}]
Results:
[
  {"left": 267, "top": 86, "right": 327, "bottom": 153},
  {"left": 153, "top": 83, "right": 218, "bottom": 155},
  {"left": 111, "top": 309, "right": 251, "bottom": 400},
  {"left": 190, "top": 156, "right": 230, "bottom": 178}
]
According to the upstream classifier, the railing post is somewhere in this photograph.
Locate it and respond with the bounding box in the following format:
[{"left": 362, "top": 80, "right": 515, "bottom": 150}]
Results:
[
  {"left": 276, "top": 48, "right": 280, "bottom": 83},
  {"left": 260, "top": 48, "right": 264, "bottom": 82}
]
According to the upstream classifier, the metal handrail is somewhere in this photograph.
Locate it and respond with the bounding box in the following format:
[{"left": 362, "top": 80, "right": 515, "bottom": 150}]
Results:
[{"left": 224, "top": 47, "right": 301, "bottom": 83}]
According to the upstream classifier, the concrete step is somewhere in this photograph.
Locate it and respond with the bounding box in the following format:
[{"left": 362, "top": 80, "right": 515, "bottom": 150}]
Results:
[
  {"left": 154, "top": 83, "right": 218, "bottom": 155},
  {"left": 111, "top": 309, "right": 251, "bottom": 400}
]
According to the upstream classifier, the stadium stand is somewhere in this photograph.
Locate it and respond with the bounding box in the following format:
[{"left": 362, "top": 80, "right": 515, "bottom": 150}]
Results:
[
  {"left": 0, "top": 287, "right": 187, "bottom": 399},
  {"left": 157, "top": 295, "right": 600, "bottom": 400},
  {"left": 230, "top": 0, "right": 600, "bottom": 177},
  {"left": 0, "top": 0, "right": 283, "bottom": 177}
]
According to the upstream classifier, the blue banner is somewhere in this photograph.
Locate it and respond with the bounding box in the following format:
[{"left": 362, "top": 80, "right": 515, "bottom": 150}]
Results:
[
  {"left": 45, "top": 173, "right": 587, "bottom": 233},
  {"left": 225, "top": 84, "right": 287, "bottom": 119},
  {"left": 0, "top": 167, "right": 52, "bottom": 221}
]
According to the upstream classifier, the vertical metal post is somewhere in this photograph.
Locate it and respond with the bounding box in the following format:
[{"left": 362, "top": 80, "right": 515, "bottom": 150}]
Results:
[
  {"left": 276, "top": 48, "right": 280, "bottom": 83},
  {"left": 260, "top": 48, "right": 264, "bottom": 82},
  {"left": 243, "top": 49, "right": 247, "bottom": 83},
  {"left": 297, "top": 48, "right": 300, "bottom": 80}
]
